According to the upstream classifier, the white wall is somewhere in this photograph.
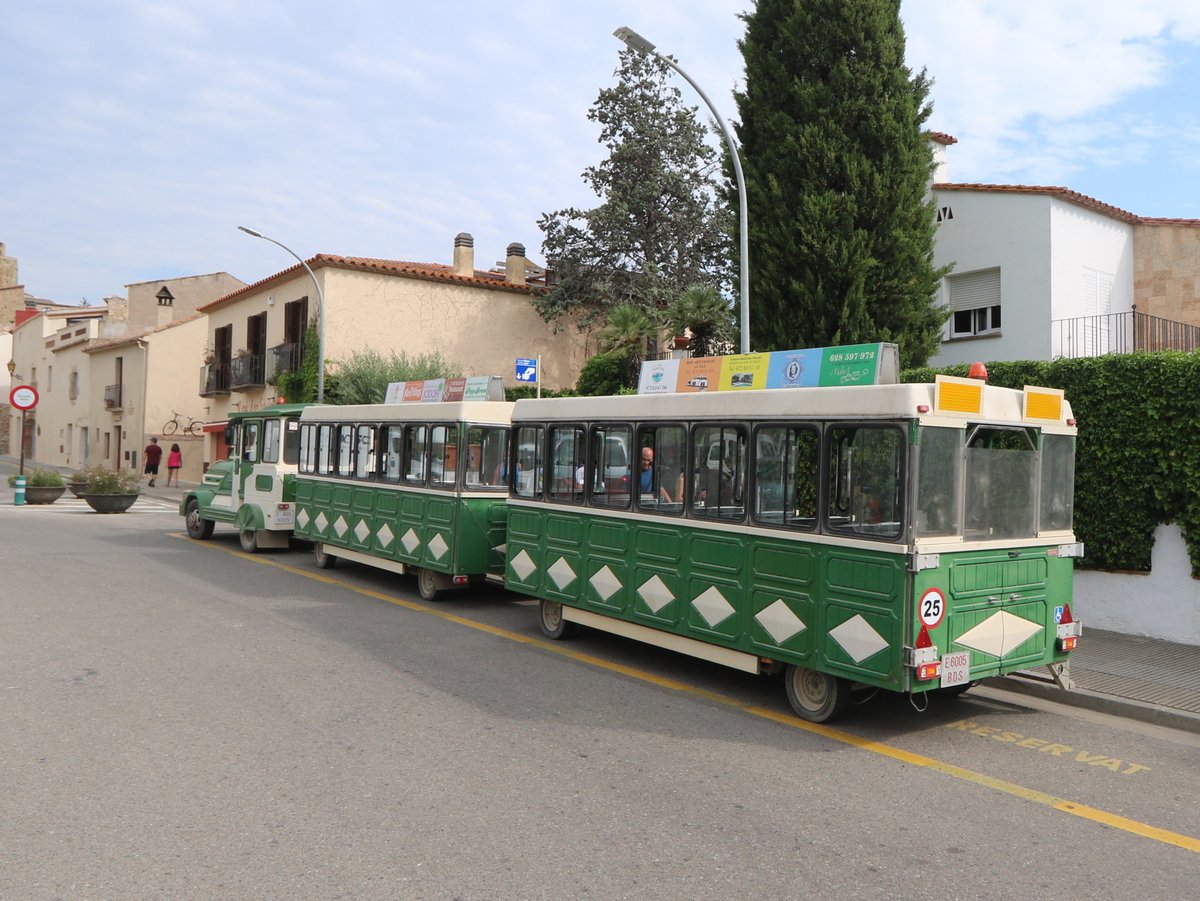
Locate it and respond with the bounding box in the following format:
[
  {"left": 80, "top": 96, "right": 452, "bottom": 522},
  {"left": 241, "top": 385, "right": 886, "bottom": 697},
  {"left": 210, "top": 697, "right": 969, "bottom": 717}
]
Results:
[
  {"left": 929, "top": 191, "right": 1135, "bottom": 367},
  {"left": 1075, "top": 524, "right": 1200, "bottom": 646},
  {"left": 929, "top": 191, "right": 1053, "bottom": 366}
]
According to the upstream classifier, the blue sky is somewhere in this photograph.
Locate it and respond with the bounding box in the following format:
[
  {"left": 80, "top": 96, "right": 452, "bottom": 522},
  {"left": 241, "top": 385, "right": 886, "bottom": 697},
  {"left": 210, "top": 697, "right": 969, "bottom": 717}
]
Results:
[{"left": 4, "top": 0, "right": 1199, "bottom": 305}]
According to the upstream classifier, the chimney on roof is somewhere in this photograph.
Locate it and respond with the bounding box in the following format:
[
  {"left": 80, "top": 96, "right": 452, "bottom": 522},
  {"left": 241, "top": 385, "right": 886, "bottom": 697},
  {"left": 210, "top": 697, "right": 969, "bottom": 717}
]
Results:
[
  {"left": 452, "top": 232, "right": 475, "bottom": 277},
  {"left": 505, "top": 242, "right": 527, "bottom": 286}
]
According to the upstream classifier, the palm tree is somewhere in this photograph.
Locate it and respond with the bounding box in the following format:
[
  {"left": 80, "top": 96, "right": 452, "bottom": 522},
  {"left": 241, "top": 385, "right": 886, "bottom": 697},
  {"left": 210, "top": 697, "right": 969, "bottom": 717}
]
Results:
[
  {"left": 663, "top": 285, "right": 736, "bottom": 358},
  {"left": 599, "top": 303, "right": 657, "bottom": 389}
]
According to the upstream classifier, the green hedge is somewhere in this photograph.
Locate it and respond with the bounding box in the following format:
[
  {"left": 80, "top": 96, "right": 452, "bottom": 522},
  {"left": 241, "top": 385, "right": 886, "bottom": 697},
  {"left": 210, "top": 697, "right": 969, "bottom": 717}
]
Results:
[{"left": 903, "top": 354, "right": 1200, "bottom": 575}]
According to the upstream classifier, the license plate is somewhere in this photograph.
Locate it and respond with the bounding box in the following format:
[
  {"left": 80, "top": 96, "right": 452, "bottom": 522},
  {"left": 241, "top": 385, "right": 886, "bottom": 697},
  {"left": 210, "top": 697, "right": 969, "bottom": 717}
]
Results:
[
  {"left": 274, "top": 510, "right": 294, "bottom": 526},
  {"left": 941, "top": 651, "right": 971, "bottom": 687}
]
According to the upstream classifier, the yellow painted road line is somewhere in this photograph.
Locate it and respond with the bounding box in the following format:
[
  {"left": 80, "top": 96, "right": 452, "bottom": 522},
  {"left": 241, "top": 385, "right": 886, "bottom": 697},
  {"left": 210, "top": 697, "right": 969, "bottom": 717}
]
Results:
[{"left": 177, "top": 534, "right": 1200, "bottom": 855}]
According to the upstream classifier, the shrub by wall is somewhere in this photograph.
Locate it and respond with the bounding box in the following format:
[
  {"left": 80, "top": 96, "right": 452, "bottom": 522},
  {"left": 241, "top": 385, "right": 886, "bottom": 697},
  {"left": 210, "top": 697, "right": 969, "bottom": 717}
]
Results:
[{"left": 903, "top": 353, "right": 1200, "bottom": 576}]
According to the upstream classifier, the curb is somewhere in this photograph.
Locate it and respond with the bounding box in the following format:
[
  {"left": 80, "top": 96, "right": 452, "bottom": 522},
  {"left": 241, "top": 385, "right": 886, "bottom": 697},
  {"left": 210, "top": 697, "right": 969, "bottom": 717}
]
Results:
[{"left": 986, "top": 675, "right": 1200, "bottom": 735}]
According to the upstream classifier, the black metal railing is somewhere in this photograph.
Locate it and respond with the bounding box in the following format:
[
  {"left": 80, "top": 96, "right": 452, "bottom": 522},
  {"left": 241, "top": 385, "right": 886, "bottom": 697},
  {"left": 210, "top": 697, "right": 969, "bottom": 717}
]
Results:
[
  {"left": 268, "top": 342, "right": 299, "bottom": 379},
  {"left": 103, "top": 383, "right": 122, "bottom": 409},
  {"left": 230, "top": 353, "right": 266, "bottom": 390},
  {"left": 1052, "top": 311, "right": 1200, "bottom": 359},
  {"left": 199, "top": 364, "right": 230, "bottom": 397}
]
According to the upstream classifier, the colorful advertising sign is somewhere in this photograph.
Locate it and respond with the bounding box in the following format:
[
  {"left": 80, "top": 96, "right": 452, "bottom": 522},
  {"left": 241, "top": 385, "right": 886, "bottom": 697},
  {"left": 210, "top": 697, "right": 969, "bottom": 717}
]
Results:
[
  {"left": 637, "top": 343, "right": 897, "bottom": 395},
  {"left": 385, "top": 376, "right": 506, "bottom": 403}
]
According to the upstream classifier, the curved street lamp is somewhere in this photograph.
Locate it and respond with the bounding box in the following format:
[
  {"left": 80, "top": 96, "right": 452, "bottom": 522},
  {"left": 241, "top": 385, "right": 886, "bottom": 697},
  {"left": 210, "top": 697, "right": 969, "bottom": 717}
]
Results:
[
  {"left": 614, "top": 26, "right": 750, "bottom": 354},
  {"left": 237, "top": 226, "right": 326, "bottom": 403}
]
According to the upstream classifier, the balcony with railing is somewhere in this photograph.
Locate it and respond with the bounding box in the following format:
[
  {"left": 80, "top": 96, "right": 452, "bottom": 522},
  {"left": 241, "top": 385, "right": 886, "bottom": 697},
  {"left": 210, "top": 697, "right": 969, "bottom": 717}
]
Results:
[
  {"left": 268, "top": 342, "right": 299, "bottom": 381},
  {"left": 1052, "top": 311, "right": 1200, "bottom": 359},
  {"left": 103, "top": 383, "right": 122, "bottom": 409},
  {"left": 230, "top": 353, "right": 266, "bottom": 391},
  {"left": 199, "top": 363, "right": 230, "bottom": 397}
]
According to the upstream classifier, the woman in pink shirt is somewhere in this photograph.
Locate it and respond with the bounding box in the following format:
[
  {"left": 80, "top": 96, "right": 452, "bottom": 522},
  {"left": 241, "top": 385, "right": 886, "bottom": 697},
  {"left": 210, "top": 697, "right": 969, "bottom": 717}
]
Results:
[{"left": 166, "top": 443, "right": 183, "bottom": 487}]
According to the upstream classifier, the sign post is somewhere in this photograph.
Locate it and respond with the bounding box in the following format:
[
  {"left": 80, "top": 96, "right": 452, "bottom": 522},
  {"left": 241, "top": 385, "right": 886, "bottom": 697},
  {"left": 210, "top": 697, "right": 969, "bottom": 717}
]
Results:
[
  {"left": 515, "top": 356, "right": 541, "bottom": 399},
  {"left": 9, "top": 385, "right": 38, "bottom": 506}
]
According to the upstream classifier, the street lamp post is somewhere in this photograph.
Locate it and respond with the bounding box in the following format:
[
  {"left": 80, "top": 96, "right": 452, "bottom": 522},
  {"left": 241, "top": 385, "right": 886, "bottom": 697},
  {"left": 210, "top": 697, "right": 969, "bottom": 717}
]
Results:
[
  {"left": 614, "top": 26, "right": 750, "bottom": 354},
  {"left": 237, "top": 226, "right": 326, "bottom": 403}
]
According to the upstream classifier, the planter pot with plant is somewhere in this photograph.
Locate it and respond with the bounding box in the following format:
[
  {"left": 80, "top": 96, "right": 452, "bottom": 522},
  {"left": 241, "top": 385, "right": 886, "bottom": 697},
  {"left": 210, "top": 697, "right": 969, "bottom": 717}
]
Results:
[
  {"left": 8, "top": 468, "right": 68, "bottom": 504},
  {"left": 82, "top": 466, "right": 141, "bottom": 514}
]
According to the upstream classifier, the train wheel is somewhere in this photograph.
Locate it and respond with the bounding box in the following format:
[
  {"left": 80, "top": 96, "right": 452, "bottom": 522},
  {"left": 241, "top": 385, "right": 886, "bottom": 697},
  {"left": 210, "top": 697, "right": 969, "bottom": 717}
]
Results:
[
  {"left": 185, "top": 499, "right": 214, "bottom": 540},
  {"left": 417, "top": 568, "right": 440, "bottom": 601},
  {"left": 239, "top": 528, "right": 259, "bottom": 553},
  {"left": 784, "top": 665, "right": 850, "bottom": 723},
  {"left": 538, "top": 599, "right": 574, "bottom": 640},
  {"left": 313, "top": 542, "right": 337, "bottom": 569}
]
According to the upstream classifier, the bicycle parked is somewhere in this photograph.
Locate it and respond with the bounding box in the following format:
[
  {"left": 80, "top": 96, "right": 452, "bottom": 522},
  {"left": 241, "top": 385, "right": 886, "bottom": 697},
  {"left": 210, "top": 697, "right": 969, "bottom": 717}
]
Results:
[{"left": 162, "top": 410, "right": 204, "bottom": 437}]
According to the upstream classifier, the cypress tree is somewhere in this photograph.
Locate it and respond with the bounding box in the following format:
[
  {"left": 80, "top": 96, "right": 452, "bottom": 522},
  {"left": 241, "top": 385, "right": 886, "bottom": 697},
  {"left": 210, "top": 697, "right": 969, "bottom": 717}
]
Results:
[{"left": 734, "top": 0, "right": 948, "bottom": 366}]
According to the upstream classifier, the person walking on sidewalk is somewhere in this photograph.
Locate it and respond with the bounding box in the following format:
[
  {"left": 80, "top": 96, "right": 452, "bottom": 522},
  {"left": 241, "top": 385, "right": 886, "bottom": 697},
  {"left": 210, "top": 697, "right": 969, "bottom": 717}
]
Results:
[
  {"left": 166, "top": 443, "right": 182, "bottom": 487},
  {"left": 143, "top": 436, "right": 163, "bottom": 487}
]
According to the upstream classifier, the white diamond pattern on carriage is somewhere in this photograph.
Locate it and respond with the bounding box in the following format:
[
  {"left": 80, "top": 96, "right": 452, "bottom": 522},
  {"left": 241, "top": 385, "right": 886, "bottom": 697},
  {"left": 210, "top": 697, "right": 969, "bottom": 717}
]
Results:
[{"left": 755, "top": 598, "right": 807, "bottom": 644}]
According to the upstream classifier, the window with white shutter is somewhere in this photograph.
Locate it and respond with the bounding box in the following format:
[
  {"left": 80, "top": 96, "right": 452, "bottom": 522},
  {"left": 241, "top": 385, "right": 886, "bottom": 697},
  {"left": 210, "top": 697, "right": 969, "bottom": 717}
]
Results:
[{"left": 947, "top": 268, "right": 1002, "bottom": 338}]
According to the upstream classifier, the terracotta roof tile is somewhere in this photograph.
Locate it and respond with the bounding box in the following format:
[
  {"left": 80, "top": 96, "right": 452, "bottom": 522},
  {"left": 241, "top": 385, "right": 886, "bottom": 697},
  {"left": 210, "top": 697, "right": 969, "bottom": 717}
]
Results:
[
  {"left": 198, "top": 253, "right": 543, "bottom": 313},
  {"left": 933, "top": 183, "right": 1141, "bottom": 223},
  {"left": 926, "top": 131, "right": 958, "bottom": 145}
]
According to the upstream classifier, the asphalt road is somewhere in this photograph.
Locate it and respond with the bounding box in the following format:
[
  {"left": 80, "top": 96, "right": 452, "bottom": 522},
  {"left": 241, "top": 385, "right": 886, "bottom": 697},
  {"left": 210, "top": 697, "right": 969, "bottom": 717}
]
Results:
[{"left": 1, "top": 494, "right": 1198, "bottom": 899}]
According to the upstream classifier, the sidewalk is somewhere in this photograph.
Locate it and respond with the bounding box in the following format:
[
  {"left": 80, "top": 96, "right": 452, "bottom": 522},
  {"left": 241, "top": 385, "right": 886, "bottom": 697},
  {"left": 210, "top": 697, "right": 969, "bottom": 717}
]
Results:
[
  {"left": 3, "top": 453, "right": 1198, "bottom": 732},
  {"left": 992, "top": 629, "right": 1200, "bottom": 734}
]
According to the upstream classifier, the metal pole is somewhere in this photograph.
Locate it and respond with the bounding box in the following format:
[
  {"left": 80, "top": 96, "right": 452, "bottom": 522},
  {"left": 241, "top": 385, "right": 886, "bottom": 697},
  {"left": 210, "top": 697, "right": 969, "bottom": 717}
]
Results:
[
  {"left": 238, "top": 226, "right": 326, "bottom": 403},
  {"left": 614, "top": 27, "right": 750, "bottom": 354},
  {"left": 18, "top": 409, "right": 26, "bottom": 475}
]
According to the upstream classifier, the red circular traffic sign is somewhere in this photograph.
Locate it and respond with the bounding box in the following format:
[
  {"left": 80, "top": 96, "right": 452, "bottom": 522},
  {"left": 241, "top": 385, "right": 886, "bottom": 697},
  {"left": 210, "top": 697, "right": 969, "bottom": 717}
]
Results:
[{"left": 9, "top": 384, "right": 39, "bottom": 411}]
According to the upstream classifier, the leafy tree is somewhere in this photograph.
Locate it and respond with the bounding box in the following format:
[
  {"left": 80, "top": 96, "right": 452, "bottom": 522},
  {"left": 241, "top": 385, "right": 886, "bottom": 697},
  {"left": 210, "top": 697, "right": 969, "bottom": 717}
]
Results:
[
  {"left": 733, "top": 0, "right": 949, "bottom": 367},
  {"left": 325, "top": 348, "right": 453, "bottom": 405},
  {"left": 598, "top": 303, "right": 657, "bottom": 389},
  {"left": 537, "top": 48, "right": 732, "bottom": 329},
  {"left": 273, "top": 323, "right": 321, "bottom": 404},
  {"left": 575, "top": 351, "right": 635, "bottom": 397},
  {"left": 663, "top": 285, "right": 736, "bottom": 358}
]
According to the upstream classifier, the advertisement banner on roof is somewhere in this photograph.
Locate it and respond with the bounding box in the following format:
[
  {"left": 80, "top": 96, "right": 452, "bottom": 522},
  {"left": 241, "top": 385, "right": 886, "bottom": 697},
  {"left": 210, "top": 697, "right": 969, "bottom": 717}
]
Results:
[
  {"left": 636, "top": 343, "right": 897, "bottom": 394},
  {"left": 719, "top": 353, "right": 771, "bottom": 390},
  {"left": 676, "top": 356, "right": 722, "bottom": 392},
  {"left": 637, "top": 358, "right": 679, "bottom": 395}
]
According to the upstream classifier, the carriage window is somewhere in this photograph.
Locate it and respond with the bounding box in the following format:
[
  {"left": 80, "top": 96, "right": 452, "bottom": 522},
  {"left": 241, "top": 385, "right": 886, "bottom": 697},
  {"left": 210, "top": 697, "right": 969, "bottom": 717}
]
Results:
[
  {"left": 754, "top": 425, "right": 819, "bottom": 530},
  {"left": 243, "top": 421, "right": 261, "bottom": 462},
  {"left": 549, "top": 425, "right": 585, "bottom": 502},
  {"left": 465, "top": 426, "right": 508, "bottom": 490},
  {"left": 382, "top": 425, "right": 403, "bottom": 483},
  {"left": 513, "top": 425, "right": 544, "bottom": 498},
  {"left": 404, "top": 425, "right": 428, "bottom": 485},
  {"left": 827, "top": 425, "right": 904, "bottom": 539},
  {"left": 915, "top": 426, "right": 962, "bottom": 537},
  {"left": 299, "top": 424, "right": 317, "bottom": 474},
  {"left": 283, "top": 418, "right": 301, "bottom": 464},
  {"left": 582, "top": 425, "right": 631, "bottom": 510},
  {"left": 635, "top": 425, "right": 684, "bottom": 514},
  {"left": 431, "top": 424, "right": 457, "bottom": 488},
  {"left": 316, "top": 424, "right": 334, "bottom": 476},
  {"left": 965, "top": 425, "right": 1036, "bottom": 539},
  {"left": 336, "top": 424, "right": 355, "bottom": 477},
  {"left": 355, "top": 425, "right": 376, "bottom": 479},
  {"left": 1040, "top": 433, "right": 1075, "bottom": 532},
  {"left": 262, "top": 419, "right": 282, "bottom": 463},
  {"left": 690, "top": 425, "right": 747, "bottom": 521}
]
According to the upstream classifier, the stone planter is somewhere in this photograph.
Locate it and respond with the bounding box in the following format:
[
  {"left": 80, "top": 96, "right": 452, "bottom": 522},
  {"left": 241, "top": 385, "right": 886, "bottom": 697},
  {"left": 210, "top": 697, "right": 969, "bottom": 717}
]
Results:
[
  {"left": 67, "top": 481, "right": 88, "bottom": 498},
  {"left": 84, "top": 493, "right": 140, "bottom": 514},
  {"left": 24, "top": 485, "right": 67, "bottom": 505}
]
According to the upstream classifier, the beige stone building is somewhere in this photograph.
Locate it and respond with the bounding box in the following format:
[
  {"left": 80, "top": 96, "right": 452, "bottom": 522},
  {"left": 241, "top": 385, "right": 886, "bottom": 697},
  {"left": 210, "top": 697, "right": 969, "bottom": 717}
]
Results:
[
  {"left": 5, "top": 259, "right": 245, "bottom": 475},
  {"left": 195, "top": 234, "right": 593, "bottom": 465},
  {"left": 1133, "top": 220, "right": 1200, "bottom": 330}
]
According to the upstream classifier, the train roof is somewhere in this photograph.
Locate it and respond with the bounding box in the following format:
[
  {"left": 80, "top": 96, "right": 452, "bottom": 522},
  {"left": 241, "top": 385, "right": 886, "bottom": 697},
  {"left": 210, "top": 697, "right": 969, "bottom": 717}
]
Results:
[
  {"left": 512, "top": 382, "right": 1076, "bottom": 432},
  {"left": 299, "top": 400, "right": 515, "bottom": 425}
]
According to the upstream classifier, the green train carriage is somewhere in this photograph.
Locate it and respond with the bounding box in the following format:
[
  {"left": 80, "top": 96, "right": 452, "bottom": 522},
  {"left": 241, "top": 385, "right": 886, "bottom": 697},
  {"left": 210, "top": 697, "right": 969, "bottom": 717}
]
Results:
[
  {"left": 503, "top": 377, "right": 1083, "bottom": 722},
  {"left": 293, "top": 401, "right": 513, "bottom": 600}
]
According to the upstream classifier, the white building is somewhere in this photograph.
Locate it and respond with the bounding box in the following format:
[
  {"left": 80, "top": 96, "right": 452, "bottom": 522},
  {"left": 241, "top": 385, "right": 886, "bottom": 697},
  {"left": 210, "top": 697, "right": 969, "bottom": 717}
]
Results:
[{"left": 926, "top": 134, "right": 1200, "bottom": 366}]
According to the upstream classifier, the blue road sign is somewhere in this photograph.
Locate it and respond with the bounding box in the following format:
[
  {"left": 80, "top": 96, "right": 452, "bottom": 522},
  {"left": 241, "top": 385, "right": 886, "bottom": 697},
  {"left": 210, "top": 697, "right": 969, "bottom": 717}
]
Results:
[{"left": 515, "top": 358, "right": 538, "bottom": 382}]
